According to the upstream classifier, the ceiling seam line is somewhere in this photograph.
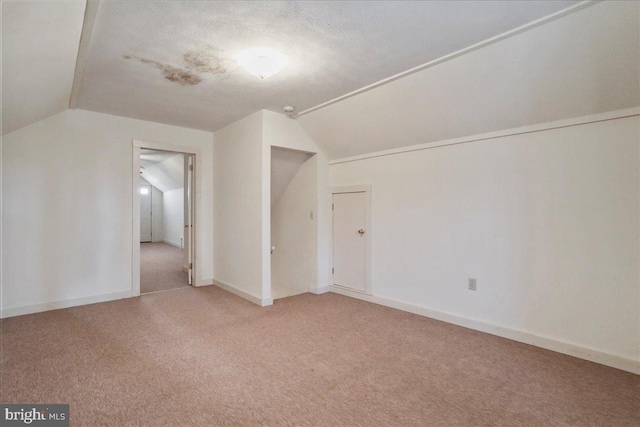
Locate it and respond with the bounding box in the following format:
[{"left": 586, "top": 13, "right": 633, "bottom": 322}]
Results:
[{"left": 295, "top": 0, "right": 600, "bottom": 118}]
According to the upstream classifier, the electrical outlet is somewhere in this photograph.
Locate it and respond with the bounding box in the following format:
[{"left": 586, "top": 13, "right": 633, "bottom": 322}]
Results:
[{"left": 468, "top": 278, "right": 477, "bottom": 291}]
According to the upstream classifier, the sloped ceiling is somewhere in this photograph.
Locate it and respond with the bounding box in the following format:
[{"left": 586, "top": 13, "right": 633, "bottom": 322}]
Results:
[
  {"left": 140, "top": 151, "right": 184, "bottom": 193},
  {"left": 140, "top": 149, "right": 176, "bottom": 169},
  {"left": 298, "top": 1, "right": 640, "bottom": 160},
  {"left": 74, "top": 0, "right": 577, "bottom": 133},
  {"left": 4, "top": 0, "right": 636, "bottom": 161},
  {"left": 271, "top": 147, "right": 312, "bottom": 206},
  {"left": 1, "top": 0, "right": 85, "bottom": 135}
]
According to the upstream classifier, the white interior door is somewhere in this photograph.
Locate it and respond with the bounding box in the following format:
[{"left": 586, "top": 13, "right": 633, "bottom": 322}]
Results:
[
  {"left": 184, "top": 155, "right": 195, "bottom": 285},
  {"left": 333, "top": 191, "right": 367, "bottom": 292},
  {"left": 140, "top": 185, "right": 152, "bottom": 242}
]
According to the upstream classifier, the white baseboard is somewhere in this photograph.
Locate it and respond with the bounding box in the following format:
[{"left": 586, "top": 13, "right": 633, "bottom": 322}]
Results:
[
  {"left": 213, "top": 279, "right": 273, "bottom": 307},
  {"left": 162, "top": 239, "right": 182, "bottom": 248},
  {"left": 329, "top": 286, "right": 640, "bottom": 375},
  {"left": 309, "top": 285, "right": 330, "bottom": 295},
  {"left": 197, "top": 278, "right": 214, "bottom": 287},
  {"left": 1, "top": 290, "right": 136, "bottom": 319}
]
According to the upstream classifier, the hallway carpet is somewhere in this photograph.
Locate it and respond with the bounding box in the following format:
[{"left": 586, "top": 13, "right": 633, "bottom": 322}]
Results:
[
  {"left": 1, "top": 288, "right": 638, "bottom": 426},
  {"left": 140, "top": 242, "right": 189, "bottom": 294}
]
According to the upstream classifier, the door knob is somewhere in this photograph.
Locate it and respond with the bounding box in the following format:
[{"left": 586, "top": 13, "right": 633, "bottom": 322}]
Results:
[{"left": 358, "top": 229, "right": 365, "bottom": 235}]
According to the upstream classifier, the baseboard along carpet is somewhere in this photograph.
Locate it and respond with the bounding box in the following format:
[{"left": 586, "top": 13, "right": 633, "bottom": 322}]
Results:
[{"left": 1, "top": 288, "right": 638, "bottom": 426}]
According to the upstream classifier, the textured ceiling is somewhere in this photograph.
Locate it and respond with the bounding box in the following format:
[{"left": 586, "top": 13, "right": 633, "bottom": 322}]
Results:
[
  {"left": 1, "top": 0, "right": 85, "bottom": 134},
  {"left": 75, "top": 0, "right": 578, "bottom": 132}
]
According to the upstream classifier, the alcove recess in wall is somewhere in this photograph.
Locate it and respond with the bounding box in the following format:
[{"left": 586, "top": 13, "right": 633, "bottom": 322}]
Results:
[{"left": 270, "top": 146, "right": 317, "bottom": 300}]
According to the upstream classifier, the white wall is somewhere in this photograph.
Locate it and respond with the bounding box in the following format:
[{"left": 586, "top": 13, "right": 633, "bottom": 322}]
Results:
[
  {"left": 2, "top": 109, "right": 213, "bottom": 316},
  {"left": 212, "top": 110, "right": 331, "bottom": 305},
  {"left": 264, "top": 112, "right": 320, "bottom": 153},
  {"left": 329, "top": 116, "right": 640, "bottom": 371},
  {"left": 271, "top": 149, "right": 317, "bottom": 296},
  {"left": 213, "top": 111, "right": 265, "bottom": 303},
  {"left": 271, "top": 148, "right": 313, "bottom": 206},
  {"left": 162, "top": 188, "right": 183, "bottom": 248}
]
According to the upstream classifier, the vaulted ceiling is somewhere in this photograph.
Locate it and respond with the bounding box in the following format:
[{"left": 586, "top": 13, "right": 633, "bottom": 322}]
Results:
[
  {"left": 140, "top": 150, "right": 184, "bottom": 193},
  {"left": 3, "top": 1, "right": 638, "bottom": 160},
  {"left": 77, "top": 0, "right": 582, "bottom": 133},
  {"left": 2, "top": 0, "right": 85, "bottom": 134},
  {"left": 3, "top": 0, "right": 580, "bottom": 135}
]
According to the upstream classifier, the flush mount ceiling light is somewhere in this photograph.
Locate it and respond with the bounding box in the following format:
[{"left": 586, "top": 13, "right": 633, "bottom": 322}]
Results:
[{"left": 236, "top": 48, "right": 287, "bottom": 80}]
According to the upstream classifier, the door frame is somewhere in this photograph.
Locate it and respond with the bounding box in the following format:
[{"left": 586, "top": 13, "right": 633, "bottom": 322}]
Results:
[
  {"left": 330, "top": 184, "right": 373, "bottom": 295},
  {"left": 132, "top": 139, "right": 200, "bottom": 296}
]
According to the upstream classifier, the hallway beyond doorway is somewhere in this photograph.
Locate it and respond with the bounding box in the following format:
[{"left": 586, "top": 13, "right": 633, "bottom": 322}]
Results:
[{"left": 140, "top": 243, "right": 189, "bottom": 293}]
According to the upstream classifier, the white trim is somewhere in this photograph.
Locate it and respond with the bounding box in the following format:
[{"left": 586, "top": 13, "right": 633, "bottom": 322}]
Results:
[
  {"left": 132, "top": 140, "right": 205, "bottom": 288},
  {"left": 329, "top": 286, "right": 640, "bottom": 375},
  {"left": 213, "top": 279, "right": 273, "bottom": 307},
  {"left": 331, "top": 185, "right": 373, "bottom": 295},
  {"left": 69, "top": 0, "right": 101, "bottom": 109},
  {"left": 199, "top": 278, "right": 214, "bottom": 287},
  {"left": 162, "top": 239, "right": 181, "bottom": 248},
  {"left": 331, "top": 184, "right": 371, "bottom": 194},
  {"left": 296, "top": 1, "right": 599, "bottom": 117},
  {"left": 331, "top": 283, "right": 369, "bottom": 295},
  {"left": 132, "top": 146, "right": 142, "bottom": 296},
  {"left": 262, "top": 132, "right": 272, "bottom": 301},
  {"left": 0, "top": 290, "right": 134, "bottom": 319},
  {"left": 309, "top": 285, "right": 330, "bottom": 295},
  {"left": 330, "top": 107, "right": 640, "bottom": 165},
  {"left": 133, "top": 139, "right": 200, "bottom": 154}
]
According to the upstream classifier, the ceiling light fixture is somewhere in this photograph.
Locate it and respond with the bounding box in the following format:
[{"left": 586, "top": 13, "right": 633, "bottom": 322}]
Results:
[{"left": 236, "top": 48, "right": 287, "bottom": 80}]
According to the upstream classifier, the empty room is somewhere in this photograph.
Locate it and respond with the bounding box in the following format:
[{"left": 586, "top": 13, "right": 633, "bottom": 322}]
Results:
[{"left": 1, "top": 1, "right": 638, "bottom": 426}]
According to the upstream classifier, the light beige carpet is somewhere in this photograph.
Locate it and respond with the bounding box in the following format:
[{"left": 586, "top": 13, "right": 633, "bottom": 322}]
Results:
[
  {"left": 140, "top": 242, "right": 189, "bottom": 294},
  {"left": 1, "top": 288, "right": 638, "bottom": 426}
]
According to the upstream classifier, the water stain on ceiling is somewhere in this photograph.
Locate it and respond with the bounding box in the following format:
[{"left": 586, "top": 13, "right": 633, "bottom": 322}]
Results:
[
  {"left": 183, "top": 50, "right": 227, "bottom": 74},
  {"left": 72, "top": 1, "right": 583, "bottom": 134},
  {"left": 123, "top": 46, "right": 233, "bottom": 86}
]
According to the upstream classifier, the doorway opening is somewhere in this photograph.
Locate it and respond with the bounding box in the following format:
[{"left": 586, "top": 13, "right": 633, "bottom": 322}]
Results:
[
  {"left": 138, "top": 148, "right": 195, "bottom": 294},
  {"left": 270, "top": 146, "right": 317, "bottom": 300}
]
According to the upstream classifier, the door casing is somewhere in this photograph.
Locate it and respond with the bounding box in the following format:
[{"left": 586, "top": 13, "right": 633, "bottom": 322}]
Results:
[
  {"left": 132, "top": 139, "right": 201, "bottom": 296},
  {"left": 331, "top": 185, "right": 373, "bottom": 295}
]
